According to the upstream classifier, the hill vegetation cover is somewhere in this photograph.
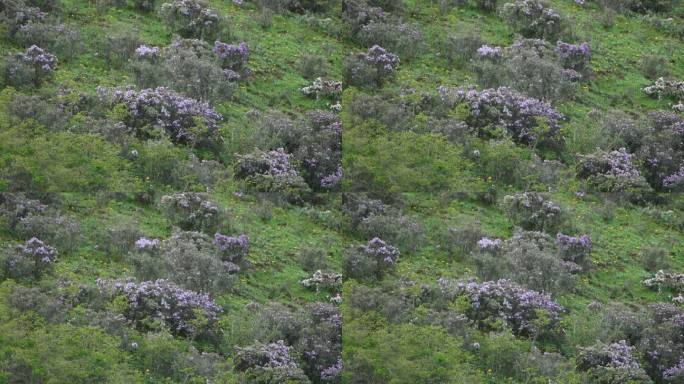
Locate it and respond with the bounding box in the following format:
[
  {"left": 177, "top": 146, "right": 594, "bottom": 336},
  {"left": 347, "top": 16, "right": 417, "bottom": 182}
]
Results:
[{"left": 0, "top": 0, "right": 684, "bottom": 381}]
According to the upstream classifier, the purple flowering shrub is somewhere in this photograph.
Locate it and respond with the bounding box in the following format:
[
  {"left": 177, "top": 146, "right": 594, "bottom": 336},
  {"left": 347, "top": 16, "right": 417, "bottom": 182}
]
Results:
[
  {"left": 0, "top": 192, "right": 47, "bottom": 231},
  {"left": 213, "top": 40, "right": 250, "bottom": 80},
  {"left": 129, "top": 231, "right": 240, "bottom": 292},
  {"left": 159, "top": 0, "right": 222, "bottom": 40},
  {"left": 234, "top": 148, "right": 312, "bottom": 203},
  {"left": 357, "top": 212, "right": 424, "bottom": 253},
  {"left": 438, "top": 86, "right": 565, "bottom": 145},
  {"left": 97, "top": 278, "right": 221, "bottom": 336},
  {"left": 344, "top": 237, "right": 400, "bottom": 280},
  {"left": 503, "top": 192, "right": 562, "bottom": 233},
  {"left": 577, "top": 148, "right": 653, "bottom": 201},
  {"left": 97, "top": 86, "right": 222, "bottom": 145},
  {"left": 555, "top": 41, "right": 591, "bottom": 77},
  {"left": 244, "top": 302, "right": 342, "bottom": 383},
  {"left": 15, "top": 212, "right": 81, "bottom": 253},
  {"left": 0, "top": 0, "right": 47, "bottom": 38},
  {"left": 131, "top": 39, "right": 238, "bottom": 101},
  {"left": 356, "top": 21, "right": 423, "bottom": 60},
  {"left": 473, "top": 39, "right": 582, "bottom": 102},
  {"left": 300, "top": 77, "right": 342, "bottom": 100},
  {"left": 438, "top": 278, "right": 566, "bottom": 338},
  {"left": 342, "top": 0, "right": 387, "bottom": 38},
  {"left": 234, "top": 340, "right": 311, "bottom": 383},
  {"left": 2, "top": 45, "right": 57, "bottom": 87},
  {"left": 633, "top": 111, "right": 684, "bottom": 191},
  {"left": 160, "top": 192, "right": 223, "bottom": 233},
  {"left": 473, "top": 231, "right": 581, "bottom": 293},
  {"left": 638, "top": 304, "right": 684, "bottom": 381},
  {"left": 341, "top": 193, "right": 388, "bottom": 230},
  {"left": 1, "top": 237, "right": 57, "bottom": 279},
  {"left": 555, "top": 233, "right": 592, "bottom": 267},
  {"left": 213, "top": 233, "right": 249, "bottom": 268},
  {"left": 577, "top": 340, "right": 651, "bottom": 383},
  {"left": 502, "top": 0, "right": 565, "bottom": 41},
  {"left": 14, "top": 21, "right": 82, "bottom": 60},
  {"left": 344, "top": 45, "right": 399, "bottom": 87}
]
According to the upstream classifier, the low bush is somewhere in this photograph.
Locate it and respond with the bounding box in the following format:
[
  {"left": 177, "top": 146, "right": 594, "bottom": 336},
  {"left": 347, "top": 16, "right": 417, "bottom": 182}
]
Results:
[
  {"left": 344, "top": 45, "right": 399, "bottom": 88},
  {"left": 2, "top": 45, "right": 57, "bottom": 88},
  {"left": 0, "top": 237, "right": 57, "bottom": 280},
  {"left": 160, "top": 192, "right": 224, "bottom": 233},
  {"left": 159, "top": 0, "right": 223, "bottom": 41},
  {"left": 343, "top": 237, "right": 399, "bottom": 280},
  {"left": 502, "top": 0, "right": 566, "bottom": 42},
  {"left": 502, "top": 192, "right": 563, "bottom": 233}
]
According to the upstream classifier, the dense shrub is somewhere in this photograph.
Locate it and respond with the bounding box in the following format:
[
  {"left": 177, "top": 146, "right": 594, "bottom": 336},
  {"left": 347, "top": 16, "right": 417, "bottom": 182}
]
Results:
[
  {"left": 5, "top": 92, "right": 70, "bottom": 132},
  {"left": 159, "top": 0, "right": 222, "bottom": 40},
  {"left": 341, "top": 193, "right": 388, "bottom": 230},
  {"left": 576, "top": 340, "right": 651, "bottom": 383},
  {"left": 97, "top": 222, "right": 143, "bottom": 258},
  {"left": 301, "top": 77, "right": 342, "bottom": 100},
  {"left": 502, "top": 0, "right": 565, "bottom": 42},
  {"left": 643, "top": 77, "right": 684, "bottom": 102},
  {"left": 576, "top": 148, "right": 653, "bottom": 200},
  {"left": 213, "top": 232, "right": 250, "bottom": 268},
  {"left": 298, "top": 53, "right": 329, "bottom": 80},
  {"left": 638, "top": 304, "right": 684, "bottom": 381},
  {"left": 356, "top": 21, "right": 422, "bottom": 60},
  {"left": 213, "top": 40, "right": 250, "bottom": 79},
  {"left": 555, "top": 233, "right": 592, "bottom": 268},
  {"left": 640, "top": 54, "right": 670, "bottom": 81},
  {"left": 341, "top": 0, "right": 387, "bottom": 38},
  {"left": 131, "top": 39, "right": 240, "bottom": 101},
  {"left": 640, "top": 246, "right": 670, "bottom": 272},
  {"left": 442, "top": 31, "right": 485, "bottom": 68},
  {"left": 635, "top": 112, "right": 684, "bottom": 191},
  {"left": 473, "top": 39, "right": 583, "bottom": 102},
  {"left": 438, "top": 86, "right": 565, "bottom": 146},
  {"left": 98, "top": 278, "right": 221, "bottom": 336},
  {"left": 234, "top": 148, "right": 312, "bottom": 202},
  {"left": 344, "top": 45, "right": 399, "bottom": 88},
  {"left": 97, "top": 86, "right": 222, "bottom": 146},
  {"left": 343, "top": 237, "right": 399, "bottom": 280},
  {"left": 503, "top": 192, "right": 562, "bottom": 233},
  {"left": 234, "top": 340, "right": 311, "bottom": 383},
  {"left": 357, "top": 212, "right": 424, "bottom": 252},
  {"left": 2, "top": 45, "right": 57, "bottom": 87},
  {"left": 343, "top": 90, "right": 414, "bottom": 132},
  {"left": 440, "top": 223, "right": 484, "bottom": 259},
  {"left": 301, "top": 270, "right": 342, "bottom": 291},
  {"left": 0, "top": 192, "right": 47, "bottom": 230},
  {"left": 1, "top": 237, "right": 57, "bottom": 280},
  {"left": 14, "top": 21, "right": 82, "bottom": 60},
  {"left": 473, "top": 231, "right": 580, "bottom": 293},
  {"left": 160, "top": 192, "right": 223, "bottom": 233},
  {"left": 0, "top": 0, "right": 47, "bottom": 38},
  {"left": 438, "top": 278, "right": 565, "bottom": 338},
  {"left": 642, "top": 270, "right": 684, "bottom": 293},
  {"left": 15, "top": 213, "right": 80, "bottom": 253}
]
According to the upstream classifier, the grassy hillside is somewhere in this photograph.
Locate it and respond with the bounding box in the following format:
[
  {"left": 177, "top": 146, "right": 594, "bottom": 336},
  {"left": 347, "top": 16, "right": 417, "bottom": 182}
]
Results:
[{"left": 1, "top": 0, "right": 684, "bottom": 381}]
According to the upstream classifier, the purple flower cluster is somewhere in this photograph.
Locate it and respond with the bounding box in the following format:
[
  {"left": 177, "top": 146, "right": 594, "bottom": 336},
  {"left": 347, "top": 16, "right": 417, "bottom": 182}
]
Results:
[
  {"left": 233, "top": 340, "right": 309, "bottom": 381},
  {"left": 134, "top": 45, "right": 160, "bottom": 61},
  {"left": 18, "top": 237, "right": 58, "bottom": 265},
  {"left": 135, "top": 237, "right": 161, "bottom": 252},
  {"left": 362, "top": 237, "right": 400, "bottom": 265},
  {"left": 663, "top": 164, "right": 684, "bottom": 188},
  {"left": 97, "top": 86, "right": 222, "bottom": 144},
  {"left": 555, "top": 233, "right": 591, "bottom": 266},
  {"left": 664, "top": 359, "right": 684, "bottom": 380},
  {"left": 213, "top": 233, "right": 249, "bottom": 265},
  {"left": 555, "top": 41, "right": 591, "bottom": 74},
  {"left": 98, "top": 278, "right": 221, "bottom": 335},
  {"left": 320, "top": 166, "right": 343, "bottom": 189},
  {"left": 212, "top": 41, "right": 250, "bottom": 80},
  {"left": 160, "top": 0, "right": 220, "bottom": 39},
  {"left": 21, "top": 45, "right": 57, "bottom": 72},
  {"left": 502, "top": 0, "right": 563, "bottom": 40},
  {"left": 577, "top": 340, "right": 650, "bottom": 381},
  {"left": 160, "top": 192, "right": 220, "bottom": 232},
  {"left": 439, "top": 278, "right": 565, "bottom": 336},
  {"left": 363, "top": 45, "right": 399, "bottom": 72},
  {"left": 320, "top": 358, "right": 343, "bottom": 381},
  {"left": 235, "top": 148, "right": 299, "bottom": 178},
  {"left": 439, "top": 86, "right": 564, "bottom": 144},
  {"left": 477, "top": 237, "right": 503, "bottom": 252},
  {"left": 477, "top": 45, "right": 503, "bottom": 60}
]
